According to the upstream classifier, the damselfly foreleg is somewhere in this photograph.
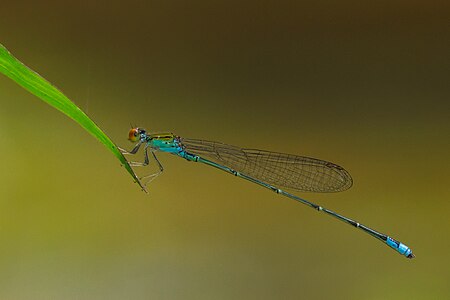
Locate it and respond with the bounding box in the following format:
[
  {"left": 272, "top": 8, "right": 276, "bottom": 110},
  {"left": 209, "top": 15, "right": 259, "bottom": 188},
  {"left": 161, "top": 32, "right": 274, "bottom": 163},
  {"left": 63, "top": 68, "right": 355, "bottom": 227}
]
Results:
[
  {"left": 119, "top": 142, "right": 150, "bottom": 167},
  {"left": 119, "top": 141, "right": 142, "bottom": 155}
]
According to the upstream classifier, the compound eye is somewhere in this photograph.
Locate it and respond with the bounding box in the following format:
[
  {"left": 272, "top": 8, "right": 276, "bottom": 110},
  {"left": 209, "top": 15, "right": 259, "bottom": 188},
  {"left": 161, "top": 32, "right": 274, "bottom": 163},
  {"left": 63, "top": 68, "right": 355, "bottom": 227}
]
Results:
[{"left": 128, "top": 128, "right": 140, "bottom": 142}]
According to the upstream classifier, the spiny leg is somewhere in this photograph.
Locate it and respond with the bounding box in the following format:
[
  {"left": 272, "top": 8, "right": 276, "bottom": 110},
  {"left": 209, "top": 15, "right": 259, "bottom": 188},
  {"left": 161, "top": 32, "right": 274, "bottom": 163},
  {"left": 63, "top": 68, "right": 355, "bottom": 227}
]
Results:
[
  {"left": 140, "top": 151, "right": 164, "bottom": 186},
  {"left": 119, "top": 141, "right": 142, "bottom": 155},
  {"left": 129, "top": 145, "right": 150, "bottom": 167},
  {"left": 118, "top": 142, "right": 151, "bottom": 167},
  {"left": 120, "top": 143, "right": 164, "bottom": 186}
]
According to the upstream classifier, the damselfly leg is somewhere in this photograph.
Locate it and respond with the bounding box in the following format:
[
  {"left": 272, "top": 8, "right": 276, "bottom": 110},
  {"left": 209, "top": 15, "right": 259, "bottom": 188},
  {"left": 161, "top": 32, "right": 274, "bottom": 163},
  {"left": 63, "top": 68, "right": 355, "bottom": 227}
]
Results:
[
  {"left": 140, "top": 151, "right": 164, "bottom": 185},
  {"left": 119, "top": 144, "right": 164, "bottom": 185},
  {"left": 118, "top": 141, "right": 142, "bottom": 155}
]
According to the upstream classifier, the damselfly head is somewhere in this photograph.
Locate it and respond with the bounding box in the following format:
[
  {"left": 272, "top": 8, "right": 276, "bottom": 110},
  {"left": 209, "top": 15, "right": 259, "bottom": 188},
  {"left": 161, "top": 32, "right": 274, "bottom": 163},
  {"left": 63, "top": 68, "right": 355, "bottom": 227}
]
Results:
[{"left": 128, "top": 127, "right": 146, "bottom": 142}]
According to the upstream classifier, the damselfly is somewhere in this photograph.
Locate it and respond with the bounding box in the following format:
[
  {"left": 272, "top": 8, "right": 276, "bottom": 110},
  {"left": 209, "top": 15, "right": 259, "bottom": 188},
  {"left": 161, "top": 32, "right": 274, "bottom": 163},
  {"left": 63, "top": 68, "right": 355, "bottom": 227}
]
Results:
[{"left": 120, "top": 127, "right": 414, "bottom": 259}]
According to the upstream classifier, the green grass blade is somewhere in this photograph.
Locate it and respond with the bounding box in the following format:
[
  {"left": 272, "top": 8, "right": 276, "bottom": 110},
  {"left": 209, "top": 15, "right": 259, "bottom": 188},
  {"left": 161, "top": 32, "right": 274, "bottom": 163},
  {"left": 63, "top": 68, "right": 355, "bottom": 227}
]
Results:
[{"left": 0, "top": 43, "right": 146, "bottom": 192}]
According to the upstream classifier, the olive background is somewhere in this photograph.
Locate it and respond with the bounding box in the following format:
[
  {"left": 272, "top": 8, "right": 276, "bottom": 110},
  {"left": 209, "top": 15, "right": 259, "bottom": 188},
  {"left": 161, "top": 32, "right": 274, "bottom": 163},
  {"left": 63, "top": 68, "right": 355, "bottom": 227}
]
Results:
[{"left": 0, "top": 1, "right": 449, "bottom": 299}]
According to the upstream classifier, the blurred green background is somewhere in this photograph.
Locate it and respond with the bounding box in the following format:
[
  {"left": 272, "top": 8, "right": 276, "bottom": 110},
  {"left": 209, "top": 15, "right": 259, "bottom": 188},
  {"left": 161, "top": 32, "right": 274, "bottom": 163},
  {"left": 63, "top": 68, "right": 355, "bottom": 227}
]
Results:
[{"left": 0, "top": 1, "right": 449, "bottom": 299}]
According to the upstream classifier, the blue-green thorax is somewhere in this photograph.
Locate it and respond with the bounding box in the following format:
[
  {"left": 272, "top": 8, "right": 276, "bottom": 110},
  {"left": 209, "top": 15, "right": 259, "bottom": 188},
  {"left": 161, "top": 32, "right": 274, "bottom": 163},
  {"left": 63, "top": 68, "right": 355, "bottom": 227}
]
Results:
[{"left": 144, "top": 132, "right": 184, "bottom": 154}]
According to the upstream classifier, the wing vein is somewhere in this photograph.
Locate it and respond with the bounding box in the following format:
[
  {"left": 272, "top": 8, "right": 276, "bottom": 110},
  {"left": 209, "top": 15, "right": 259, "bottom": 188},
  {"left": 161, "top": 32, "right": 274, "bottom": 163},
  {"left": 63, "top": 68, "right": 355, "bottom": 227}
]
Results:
[{"left": 180, "top": 138, "right": 352, "bottom": 193}]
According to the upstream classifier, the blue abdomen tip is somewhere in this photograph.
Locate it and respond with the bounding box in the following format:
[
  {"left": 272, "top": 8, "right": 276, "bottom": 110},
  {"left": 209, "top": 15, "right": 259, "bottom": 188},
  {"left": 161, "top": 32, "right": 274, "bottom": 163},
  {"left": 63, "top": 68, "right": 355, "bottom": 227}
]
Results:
[{"left": 387, "top": 237, "right": 414, "bottom": 259}]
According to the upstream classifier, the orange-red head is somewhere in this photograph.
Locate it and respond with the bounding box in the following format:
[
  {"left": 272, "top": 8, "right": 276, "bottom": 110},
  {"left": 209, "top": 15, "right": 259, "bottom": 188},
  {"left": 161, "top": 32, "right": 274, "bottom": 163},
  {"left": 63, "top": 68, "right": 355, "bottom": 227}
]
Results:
[{"left": 128, "top": 127, "right": 146, "bottom": 142}]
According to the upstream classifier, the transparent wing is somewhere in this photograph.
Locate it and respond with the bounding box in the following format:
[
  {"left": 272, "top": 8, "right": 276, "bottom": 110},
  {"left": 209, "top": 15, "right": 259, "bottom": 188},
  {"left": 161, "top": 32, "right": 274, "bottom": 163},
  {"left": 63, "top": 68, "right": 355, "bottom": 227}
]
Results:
[{"left": 180, "top": 138, "right": 353, "bottom": 193}]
